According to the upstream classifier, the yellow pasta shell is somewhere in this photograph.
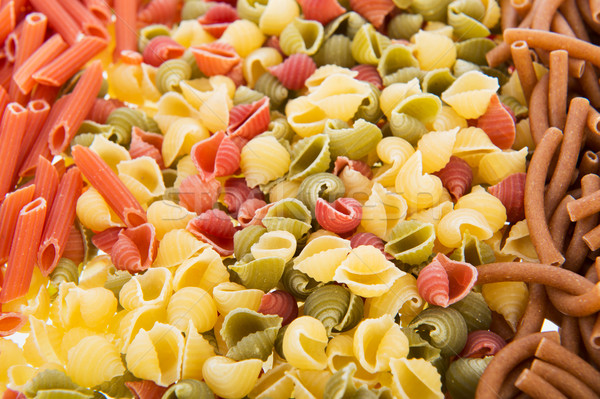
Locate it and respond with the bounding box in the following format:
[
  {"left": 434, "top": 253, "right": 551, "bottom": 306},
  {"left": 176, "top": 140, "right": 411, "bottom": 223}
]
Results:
[
  {"left": 167, "top": 287, "right": 218, "bottom": 332},
  {"left": 182, "top": 321, "right": 216, "bottom": 381},
  {"left": 353, "top": 315, "right": 409, "bottom": 373},
  {"left": 67, "top": 335, "right": 125, "bottom": 387},
  {"left": 500, "top": 220, "right": 538, "bottom": 262},
  {"left": 117, "top": 156, "right": 165, "bottom": 206},
  {"left": 147, "top": 200, "right": 196, "bottom": 240},
  {"left": 436, "top": 208, "right": 494, "bottom": 248},
  {"left": 361, "top": 183, "right": 408, "bottom": 240},
  {"left": 76, "top": 187, "right": 124, "bottom": 231},
  {"left": 172, "top": 248, "right": 229, "bottom": 292},
  {"left": 482, "top": 281, "right": 528, "bottom": 331},
  {"left": 477, "top": 147, "right": 527, "bottom": 185},
  {"left": 203, "top": 356, "right": 264, "bottom": 398},
  {"left": 119, "top": 267, "right": 173, "bottom": 311},
  {"left": 212, "top": 282, "right": 264, "bottom": 315},
  {"left": 441, "top": 71, "right": 499, "bottom": 119},
  {"left": 153, "top": 229, "right": 209, "bottom": 268},
  {"left": 283, "top": 316, "right": 328, "bottom": 370}
]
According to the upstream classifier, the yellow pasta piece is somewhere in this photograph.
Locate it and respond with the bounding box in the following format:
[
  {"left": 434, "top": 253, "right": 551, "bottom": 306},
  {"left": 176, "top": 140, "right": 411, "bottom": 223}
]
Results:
[
  {"left": 455, "top": 186, "right": 507, "bottom": 232},
  {"left": 212, "top": 282, "right": 264, "bottom": 315},
  {"left": 249, "top": 363, "right": 296, "bottom": 399},
  {"left": 307, "top": 74, "right": 371, "bottom": 121},
  {"left": 117, "top": 156, "right": 165, "bottom": 207},
  {"left": 182, "top": 320, "right": 216, "bottom": 381},
  {"left": 89, "top": 135, "right": 131, "bottom": 173},
  {"left": 482, "top": 282, "right": 529, "bottom": 331},
  {"left": 453, "top": 126, "right": 500, "bottom": 167},
  {"left": 436, "top": 208, "right": 494, "bottom": 248},
  {"left": 259, "top": 0, "right": 300, "bottom": 36},
  {"left": 418, "top": 128, "right": 459, "bottom": 173},
  {"left": 293, "top": 236, "right": 351, "bottom": 282},
  {"left": 174, "top": 154, "right": 198, "bottom": 189},
  {"left": 501, "top": 220, "right": 538, "bottom": 262},
  {"left": 364, "top": 274, "right": 424, "bottom": 326},
  {"left": 172, "top": 248, "right": 230, "bottom": 292},
  {"left": 76, "top": 187, "right": 124, "bottom": 231},
  {"left": 203, "top": 356, "right": 264, "bottom": 398},
  {"left": 376, "top": 136, "right": 415, "bottom": 165},
  {"left": 513, "top": 118, "right": 535, "bottom": 152},
  {"left": 267, "top": 179, "right": 301, "bottom": 202},
  {"left": 380, "top": 80, "right": 422, "bottom": 118},
  {"left": 243, "top": 47, "right": 283, "bottom": 88},
  {"left": 286, "top": 369, "right": 332, "bottom": 399},
  {"left": 304, "top": 65, "right": 357, "bottom": 92},
  {"left": 395, "top": 150, "right": 444, "bottom": 212},
  {"left": 353, "top": 315, "right": 409, "bottom": 374},
  {"left": 240, "top": 136, "right": 291, "bottom": 187},
  {"left": 220, "top": 19, "right": 266, "bottom": 57},
  {"left": 413, "top": 30, "right": 456, "bottom": 71},
  {"left": 78, "top": 287, "right": 118, "bottom": 330},
  {"left": 0, "top": 339, "right": 26, "bottom": 385},
  {"left": 442, "top": 71, "right": 500, "bottom": 119},
  {"left": 119, "top": 267, "right": 173, "bottom": 311},
  {"left": 171, "top": 19, "right": 215, "bottom": 47},
  {"left": 325, "top": 334, "right": 380, "bottom": 386},
  {"left": 477, "top": 147, "right": 527, "bottom": 185},
  {"left": 117, "top": 304, "right": 167, "bottom": 353},
  {"left": 167, "top": 287, "right": 218, "bottom": 332},
  {"left": 389, "top": 358, "right": 443, "bottom": 399},
  {"left": 153, "top": 229, "right": 209, "bottom": 268},
  {"left": 432, "top": 105, "right": 468, "bottom": 131},
  {"left": 338, "top": 166, "right": 373, "bottom": 204},
  {"left": 162, "top": 117, "right": 210, "bottom": 167},
  {"left": 361, "top": 183, "right": 408, "bottom": 240},
  {"left": 251, "top": 230, "right": 297, "bottom": 262},
  {"left": 154, "top": 92, "right": 200, "bottom": 133},
  {"left": 78, "top": 255, "right": 114, "bottom": 289},
  {"left": 147, "top": 200, "right": 196, "bottom": 240},
  {"left": 286, "top": 96, "right": 328, "bottom": 137},
  {"left": 408, "top": 200, "right": 454, "bottom": 230},
  {"left": 25, "top": 316, "right": 62, "bottom": 366},
  {"left": 283, "top": 316, "right": 328, "bottom": 370},
  {"left": 66, "top": 335, "right": 125, "bottom": 387}
]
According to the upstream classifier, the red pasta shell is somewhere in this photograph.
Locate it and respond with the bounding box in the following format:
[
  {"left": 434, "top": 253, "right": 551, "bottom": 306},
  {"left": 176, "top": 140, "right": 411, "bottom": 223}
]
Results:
[
  {"left": 258, "top": 290, "right": 298, "bottom": 326},
  {"left": 459, "top": 330, "right": 506, "bottom": 358},
  {"left": 434, "top": 156, "right": 473, "bottom": 201},
  {"left": 238, "top": 198, "right": 268, "bottom": 227},
  {"left": 297, "top": 0, "right": 345, "bottom": 26},
  {"left": 417, "top": 253, "right": 478, "bottom": 308},
  {"left": 137, "top": 0, "right": 182, "bottom": 27},
  {"left": 225, "top": 60, "right": 246, "bottom": 87},
  {"left": 190, "top": 41, "right": 241, "bottom": 76},
  {"left": 187, "top": 208, "right": 237, "bottom": 256},
  {"left": 349, "top": 0, "right": 395, "bottom": 29},
  {"left": 476, "top": 94, "right": 516, "bottom": 150},
  {"left": 62, "top": 224, "right": 85, "bottom": 265},
  {"left": 142, "top": 36, "right": 185, "bottom": 67},
  {"left": 350, "top": 232, "right": 394, "bottom": 260},
  {"left": 223, "top": 177, "right": 264, "bottom": 217},
  {"left": 487, "top": 172, "right": 526, "bottom": 224},
  {"left": 129, "top": 126, "right": 165, "bottom": 169},
  {"left": 265, "top": 35, "right": 284, "bottom": 56},
  {"left": 86, "top": 98, "right": 124, "bottom": 124},
  {"left": 0, "top": 312, "right": 27, "bottom": 337},
  {"left": 333, "top": 156, "right": 373, "bottom": 179},
  {"left": 178, "top": 174, "right": 221, "bottom": 214},
  {"left": 351, "top": 64, "right": 383, "bottom": 90},
  {"left": 315, "top": 197, "right": 362, "bottom": 234},
  {"left": 227, "top": 97, "right": 270, "bottom": 147},
  {"left": 110, "top": 223, "right": 158, "bottom": 273},
  {"left": 197, "top": 3, "right": 239, "bottom": 38},
  {"left": 2, "top": 388, "right": 25, "bottom": 399},
  {"left": 126, "top": 380, "right": 168, "bottom": 399},
  {"left": 91, "top": 226, "right": 123, "bottom": 253},
  {"left": 268, "top": 53, "right": 316, "bottom": 91},
  {"left": 191, "top": 131, "right": 241, "bottom": 180}
]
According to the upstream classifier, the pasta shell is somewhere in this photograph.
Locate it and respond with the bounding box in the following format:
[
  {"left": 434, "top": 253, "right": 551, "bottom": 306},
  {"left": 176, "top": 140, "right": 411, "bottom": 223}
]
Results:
[
  {"left": 326, "top": 119, "right": 382, "bottom": 161},
  {"left": 190, "top": 41, "right": 241, "bottom": 77},
  {"left": 117, "top": 156, "right": 166, "bottom": 206},
  {"left": 482, "top": 281, "right": 528, "bottom": 331},
  {"left": 181, "top": 320, "right": 216, "bottom": 381},
  {"left": 258, "top": 290, "right": 298, "bottom": 326},
  {"left": 229, "top": 256, "right": 286, "bottom": 292},
  {"left": 283, "top": 316, "right": 328, "bottom": 370},
  {"left": 142, "top": 36, "right": 185, "bottom": 67},
  {"left": 111, "top": 223, "right": 158, "bottom": 273},
  {"left": 315, "top": 197, "right": 362, "bottom": 235},
  {"left": 262, "top": 198, "right": 312, "bottom": 240},
  {"left": 459, "top": 330, "right": 506, "bottom": 358},
  {"left": 178, "top": 174, "right": 222, "bottom": 215},
  {"left": 377, "top": 44, "right": 419, "bottom": 81},
  {"left": 268, "top": 53, "right": 316, "bottom": 91},
  {"left": 418, "top": 128, "right": 459, "bottom": 174},
  {"left": 162, "top": 379, "right": 214, "bottom": 399},
  {"left": 125, "top": 380, "right": 168, "bottom": 399},
  {"left": 293, "top": 235, "right": 351, "bottom": 282},
  {"left": 477, "top": 147, "right": 527, "bottom": 186},
  {"left": 238, "top": 199, "right": 269, "bottom": 227},
  {"left": 325, "top": 337, "right": 379, "bottom": 387},
  {"left": 137, "top": 0, "right": 181, "bottom": 26},
  {"left": 353, "top": 314, "right": 409, "bottom": 373},
  {"left": 350, "top": 0, "right": 394, "bottom": 29},
  {"left": 172, "top": 248, "right": 229, "bottom": 292},
  {"left": 167, "top": 287, "right": 218, "bottom": 332},
  {"left": 395, "top": 150, "right": 444, "bottom": 211},
  {"left": 385, "top": 220, "right": 436, "bottom": 265},
  {"left": 436, "top": 208, "right": 494, "bottom": 248},
  {"left": 147, "top": 200, "right": 195, "bottom": 241},
  {"left": 350, "top": 232, "right": 393, "bottom": 260},
  {"left": 308, "top": 74, "right": 372, "bottom": 121},
  {"left": 289, "top": 134, "right": 331, "bottom": 181},
  {"left": 447, "top": 0, "right": 490, "bottom": 39},
  {"left": 434, "top": 156, "right": 473, "bottom": 201},
  {"left": 220, "top": 308, "right": 282, "bottom": 361},
  {"left": 228, "top": 97, "right": 271, "bottom": 145},
  {"left": 66, "top": 335, "right": 124, "bottom": 387},
  {"left": 119, "top": 267, "right": 173, "bottom": 311},
  {"left": 449, "top": 231, "right": 496, "bottom": 266},
  {"left": 212, "top": 282, "right": 264, "bottom": 315},
  {"left": 408, "top": 307, "right": 468, "bottom": 358},
  {"left": 249, "top": 363, "right": 295, "bottom": 399},
  {"left": 304, "top": 284, "right": 363, "bottom": 334},
  {"left": 153, "top": 229, "right": 209, "bottom": 268},
  {"left": 198, "top": 3, "right": 239, "bottom": 38},
  {"left": 220, "top": 19, "right": 266, "bottom": 58},
  {"left": 389, "top": 358, "right": 443, "bottom": 399},
  {"left": 364, "top": 274, "right": 424, "bottom": 326},
  {"left": 352, "top": 64, "right": 383, "bottom": 91},
  {"left": 449, "top": 291, "right": 492, "bottom": 332},
  {"left": 129, "top": 127, "right": 164, "bottom": 169},
  {"left": 297, "top": 0, "right": 345, "bottom": 25},
  {"left": 162, "top": 117, "right": 209, "bottom": 167},
  {"left": 191, "top": 131, "right": 241, "bottom": 180},
  {"left": 452, "top": 126, "right": 500, "bottom": 167},
  {"left": 501, "top": 220, "right": 538, "bottom": 262},
  {"left": 279, "top": 17, "right": 324, "bottom": 56},
  {"left": 487, "top": 172, "right": 525, "bottom": 224},
  {"left": 455, "top": 186, "right": 507, "bottom": 232},
  {"left": 240, "top": 136, "right": 291, "bottom": 188},
  {"left": 202, "top": 356, "right": 263, "bottom": 398},
  {"left": 441, "top": 71, "right": 499, "bottom": 119},
  {"left": 351, "top": 24, "right": 390, "bottom": 65},
  {"left": 223, "top": 177, "right": 264, "bottom": 217},
  {"left": 187, "top": 209, "right": 237, "bottom": 256},
  {"left": 281, "top": 263, "right": 324, "bottom": 301},
  {"left": 417, "top": 253, "right": 478, "bottom": 308},
  {"left": 361, "top": 183, "right": 408, "bottom": 240},
  {"left": 117, "top": 304, "right": 168, "bottom": 352}
]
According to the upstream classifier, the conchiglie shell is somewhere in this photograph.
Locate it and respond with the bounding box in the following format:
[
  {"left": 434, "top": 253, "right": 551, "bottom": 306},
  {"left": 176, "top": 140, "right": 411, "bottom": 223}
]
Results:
[
  {"left": 418, "top": 128, "right": 459, "bottom": 173},
  {"left": 389, "top": 358, "right": 443, "bottom": 399},
  {"left": 198, "top": 87, "right": 231, "bottom": 133},
  {"left": 259, "top": 0, "right": 300, "bottom": 36},
  {"left": 488, "top": 173, "right": 525, "bottom": 224},
  {"left": 167, "top": 287, "right": 218, "bottom": 332},
  {"left": 0, "top": 339, "right": 26, "bottom": 380},
  {"left": 482, "top": 282, "right": 528, "bottom": 331},
  {"left": 78, "top": 255, "right": 113, "bottom": 290},
  {"left": 380, "top": 79, "right": 422, "bottom": 118},
  {"left": 162, "top": 117, "right": 210, "bottom": 167},
  {"left": 147, "top": 200, "right": 196, "bottom": 240},
  {"left": 377, "top": 44, "right": 419, "bottom": 78},
  {"left": 219, "top": 19, "right": 265, "bottom": 57},
  {"left": 240, "top": 136, "right": 291, "bottom": 188},
  {"left": 441, "top": 71, "right": 500, "bottom": 119},
  {"left": 119, "top": 267, "right": 173, "bottom": 311},
  {"left": 413, "top": 30, "right": 456, "bottom": 71},
  {"left": 353, "top": 315, "right": 409, "bottom": 373},
  {"left": 293, "top": 236, "right": 351, "bottom": 282},
  {"left": 338, "top": 167, "right": 373, "bottom": 204},
  {"left": 500, "top": 220, "right": 538, "bottom": 262},
  {"left": 202, "top": 356, "right": 263, "bottom": 398},
  {"left": 455, "top": 186, "right": 507, "bottom": 232},
  {"left": 376, "top": 136, "right": 415, "bottom": 165},
  {"left": 453, "top": 127, "right": 500, "bottom": 167},
  {"left": 249, "top": 363, "right": 295, "bottom": 399},
  {"left": 308, "top": 74, "right": 371, "bottom": 121},
  {"left": 59, "top": 327, "right": 96, "bottom": 362},
  {"left": 477, "top": 147, "right": 527, "bottom": 185},
  {"left": 172, "top": 248, "right": 229, "bottom": 292},
  {"left": 154, "top": 92, "right": 200, "bottom": 133},
  {"left": 361, "top": 183, "right": 408, "bottom": 240},
  {"left": 67, "top": 335, "right": 125, "bottom": 387},
  {"left": 171, "top": 19, "right": 214, "bottom": 47},
  {"left": 174, "top": 155, "right": 198, "bottom": 189},
  {"left": 126, "top": 322, "right": 184, "bottom": 387},
  {"left": 304, "top": 65, "right": 358, "bottom": 91},
  {"left": 76, "top": 187, "right": 124, "bottom": 231},
  {"left": 436, "top": 208, "right": 494, "bottom": 248},
  {"left": 325, "top": 335, "right": 379, "bottom": 386},
  {"left": 182, "top": 321, "right": 216, "bottom": 381},
  {"left": 25, "top": 316, "right": 62, "bottom": 366},
  {"left": 78, "top": 287, "right": 118, "bottom": 330},
  {"left": 395, "top": 150, "right": 444, "bottom": 211},
  {"left": 279, "top": 17, "right": 324, "bottom": 56},
  {"left": 89, "top": 135, "right": 131, "bottom": 173},
  {"left": 117, "top": 157, "right": 165, "bottom": 206},
  {"left": 117, "top": 304, "right": 168, "bottom": 352},
  {"left": 364, "top": 274, "right": 424, "bottom": 326},
  {"left": 350, "top": 24, "right": 390, "bottom": 65},
  {"left": 153, "top": 229, "right": 209, "bottom": 268},
  {"left": 283, "top": 316, "right": 328, "bottom": 370},
  {"left": 433, "top": 105, "right": 468, "bottom": 131},
  {"left": 285, "top": 96, "right": 328, "bottom": 138},
  {"left": 212, "top": 282, "right": 264, "bottom": 315},
  {"left": 251, "top": 230, "right": 297, "bottom": 262},
  {"left": 447, "top": 1, "right": 490, "bottom": 39},
  {"left": 243, "top": 47, "right": 283, "bottom": 88}
]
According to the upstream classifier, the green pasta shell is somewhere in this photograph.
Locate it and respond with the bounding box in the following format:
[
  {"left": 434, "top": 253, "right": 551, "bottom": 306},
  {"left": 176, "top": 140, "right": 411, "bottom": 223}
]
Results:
[
  {"left": 303, "top": 284, "right": 364, "bottom": 335},
  {"left": 161, "top": 168, "right": 178, "bottom": 188},
  {"left": 354, "top": 83, "right": 383, "bottom": 123},
  {"left": 233, "top": 225, "right": 267, "bottom": 260},
  {"left": 233, "top": 85, "right": 265, "bottom": 105},
  {"left": 161, "top": 379, "right": 214, "bottom": 399},
  {"left": 390, "top": 93, "right": 441, "bottom": 144},
  {"left": 77, "top": 120, "right": 118, "bottom": 141},
  {"left": 388, "top": 13, "right": 424, "bottom": 40},
  {"left": 220, "top": 308, "right": 282, "bottom": 361},
  {"left": 106, "top": 107, "right": 158, "bottom": 146},
  {"left": 324, "top": 11, "right": 366, "bottom": 40},
  {"left": 445, "top": 356, "right": 493, "bottom": 399},
  {"left": 104, "top": 270, "right": 133, "bottom": 300},
  {"left": 181, "top": 0, "right": 213, "bottom": 20},
  {"left": 93, "top": 370, "right": 138, "bottom": 398},
  {"left": 480, "top": 66, "right": 509, "bottom": 87},
  {"left": 447, "top": 0, "right": 490, "bottom": 39},
  {"left": 254, "top": 73, "right": 289, "bottom": 110},
  {"left": 262, "top": 198, "right": 312, "bottom": 240},
  {"left": 449, "top": 291, "right": 492, "bottom": 332},
  {"left": 288, "top": 134, "right": 331, "bottom": 181},
  {"left": 314, "top": 34, "right": 356, "bottom": 68},
  {"left": 325, "top": 118, "right": 382, "bottom": 160},
  {"left": 274, "top": 323, "right": 288, "bottom": 359},
  {"left": 449, "top": 231, "right": 495, "bottom": 266},
  {"left": 281, "top": 262, "right": 323, "bottom": 300},
  {"left": 181, "top": 50, "right": 203, "bottom": 80},
  {"left": 402, "top": 327, "right": 448, "bottom": 379},
  {"left": 377, "top": 44, "right": 419, "bottom": 78},
  {"left": 351, "top": 24, "right": 390, "bottom": 65},
  {"left": 260, "top": 117, "right": 295, "bottom": 143},
  {"left": 156, "top": 59, "right": 192, "bottom": 94},
  {"left": 138, "top": 24, "right": 171, "bottom": 52},
  {"left": 69, "top": 133, "right": 97, "bottom": 151},
  {"left": 280, "top": 18, "right": 324, "bottom": 56},
  {"left": 389, "top": 113, "right": 428, "bottom": 145},
  {"left": 297, "top": 172, "right": 345, "bottom": 216},
  {"left": 229, "top": 256, "right": 286, "bottom": 292},
  {"left": 422, "top": 68, "right": 456, "bottom": 97},
  {"left": 410, "top": 0, "right": 454, "bottom": 21},
  {"left": 453, "top": 59, "right": 481, "bottom": 77},
  {"left": 35, "top": 390, "right": 94, "bottom": 399},
  {"left": 385, "top": 220, "right": 436, "bottom": 265},
  {"left": 382, "top": 67, "right": 425, "bottom": 87},
  {"left": 50, "top": 258, "right": 79, "bottom": 286},
  {"left": 324, "top": 363, "right": 357, "bottom": 399},
  {"left": 237, "top": 0, "right": 267, "bottom": 24},
  {"left": 24, "top": 370, "right": 92, "bottom": 399},
  {"left": 408, "top": 306, "right": 468, "bottom": 357},
  {"left": 499, "top": 95, "right": 528, "bottom": 119},
  {"left": 456, "top": 38, "right": 496, "bottom": 66}
]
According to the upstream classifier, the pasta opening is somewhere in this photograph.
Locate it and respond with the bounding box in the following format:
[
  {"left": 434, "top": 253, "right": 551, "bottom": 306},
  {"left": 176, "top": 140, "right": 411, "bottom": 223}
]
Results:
[
  {"left": 50, "top": 124, "right": 67, "bottom": 154},
  {"left": 21, "top": 197, "right": 46, "bottom": 213},
  {"left": 7, "top": 103, "right": 27, "bottom": 115},
  {"left": 27, "top": 13, "right": 44, "bottom": 23},
  {"left": 5, "top": 36, "right": 16, "bottom": 61},
  {"left": 39, "top": 243, "right": 58, "bottom": 275},
  {"left": 124, "top": 209, "right": 148, "bottom": 229},
  {"left": 0, "top": 315, "right": 24, "bottom": 331},
  {"left": 28, "top": 100, "right": 49, "bottom": 112}
]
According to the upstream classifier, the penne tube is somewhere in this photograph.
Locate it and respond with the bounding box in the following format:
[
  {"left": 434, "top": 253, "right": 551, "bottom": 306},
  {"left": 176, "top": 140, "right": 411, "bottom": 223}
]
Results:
[
  {"left": 28, "top": 0, "right": 81, "bottom": 45},
  {"left": 0, "top": 185, "right": 35, "bottom": 264},
  {"left": 0, "top": 103, "right": 28, "bottom": 200},
  {"left": 114, "top": 0, "right": 138, "bottom": 59},
  {"left": 32, "top": 156, "right": 59, "bottom": 213}
]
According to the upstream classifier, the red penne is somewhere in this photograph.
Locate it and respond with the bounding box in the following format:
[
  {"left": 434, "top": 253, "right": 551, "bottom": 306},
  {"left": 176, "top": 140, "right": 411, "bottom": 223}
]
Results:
[
  {"left": 197, "top": 2, "right": 239, "bottom": 38},
  {"left": 33, "top": 35, "right": 107, "bottom": 87},
  {"left": 142, "top": 36, "right": 186, "bottom": 67},
  {"left": 258, "top": 290, "right": 298, "bottom": 326},
  {"left": 129, "top": 126, "right": 164, "bottom": 168},
  {"left": 137, "top": 0, "right": 182, "bottom": 27},
  {"left": 187, "top": 208, "right": 237, "bottom": 256},
  {"left": 351, "top": 64, "right": 384, "bottom": 90},
  {"left": 30, "top": 84, "right": 60, "bottom": 105},
  {"left": 111, "top": 223, "right": 158, "bottom": 273},
  {"left": 191, "top": 131, "right": 241, "bottom": 180},
  {"left": 28, "top": 0, "right": 82, "bottom": 45},
  {"left": 33, "top": 156, "right": 59, "bottom": 213},
  {"left": 416, "top": 253, "right": 478, "bottom": 308},
  {"left": 16, "top": 100, "right": 50, "bottom": 173},
  {"left": 477, "top": 94, "right": 516, "bottom": 150},
  {"left": 84, "top": 0, "right": 112, "bottom": 26},
  {"left": 190, "top": 41, "right": 241, "bottom": 76},
  {"left": 0, "top": 60, "right": 13, "bottom": 91},
  {"left": 227, "top": 97, "right": 270, "bottom": 147},
  {"left": 315, "top": 197, "right": 363, "bottom": 234},
  {"left": 349, "top": 0, "right": 395, "bottom": 29},
  {"left": 71, "top": 145, "right": 147, "bottom": 228},
  {"left": 350, "top": 232, "right": 394, "bottom": 260},
  {"left": 238, "top": 198, "right": 267, "bottom": 227},
  {"left": 12, "top": 34, "right": 69, "bottom": 94},
  {"left": 113, "top": 0, "right": 138, "bottom": 58},
  {"left": 38, "top": 167, "right": 83, "bottom": 276},
  {"left": 86, "top": 98, "right": 125, "bottom": 124},
  {"left": 125, "top": 380, "right": 168, "bottom": 399},
  {"left": 0, "top": 1, "right": 16, "bottom": 46},
  {"left": 2, "top": 388, "right": 26, "bottom": 399},
  {"left": 178, "top": 174, "right": 221, "bottom": 214},
  {"left": 297, "top": 0, "right": 345, "bottom": 26},
  {"left": 488, "top": 172, "right": 526, "bottom": 224},
  {"left": 91, "top": 226, "right": 122, "bottom": 254},
  {"left": 223, "top": 177, "right": 264, "bottom": 217},
  {"left": 459, "top": 330, "right": 507, "bottom": 358},
  {"left": 0, "top": 197, "right": 47, "bottom": 303},
  {"left": 62, "top": 224, "right": 85, "bottom": 265},
  {"left": 0, "top": 85, "right": 7, "bottom": 121},
  {"left": 333, "top": 156, "right": 373, "bottom": 178},
  {"left": 48, "top": 60, "right": 103, "bottom": 155},
  {"left": 268, "top": 53, "right": 316, "bottom": 91},
  {"left": 0, "top": 312, "right": 26, "bottom": 337},
  {"left": 0, "top": 102, "right": 28, "bottom": 200},
  {"left": 61, "top": 0, "right": 109, "bottom": 40},
  {"left": 0, "top": 185, "right": 35, "bottom": 264},
  {"left": 434, "top": 156, "right": 473, "bottom": 201}
]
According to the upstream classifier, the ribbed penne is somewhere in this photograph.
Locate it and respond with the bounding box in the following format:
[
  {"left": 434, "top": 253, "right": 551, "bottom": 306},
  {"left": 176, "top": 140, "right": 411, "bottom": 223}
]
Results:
[
  {"left": 66, "top": 335, "right": 124, "bottom": 387},
  {"left": 119, "top": 267, "right": 172, "bottom": 311},
  {"left": 482, "top": 281, "right": 528, "bottom": 331},
  {"left": 240, "top": 136, "right": 291, "bottom": 188},
  {"left": 353, "top": 315, "right": 409, "bottom": 373},
  {"left": 477, "top": 147, "right": 527, "bottom": 185},
  {"left": 153, "top": 229, "right": 209, "bottom": 268},
  {"left": 293, "top": 236, "right": 351, "bottom": 282},
  {"left": 283, "top": 316, "right": 328, "bottom": 370},
  {"left": 213, "top": 282, "right": 264, "bottom": 315},
  {"left": 203, "top": 356, "right": 264, "bottom": 398},
  {"left": 441, "top": 71, "right": 499, "bottom": 119}
]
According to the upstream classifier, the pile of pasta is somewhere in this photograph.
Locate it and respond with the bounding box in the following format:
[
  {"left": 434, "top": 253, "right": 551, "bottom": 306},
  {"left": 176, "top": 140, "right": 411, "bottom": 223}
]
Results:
[{"left": 1, "top": 0, "right": 600, "bottom": 398}]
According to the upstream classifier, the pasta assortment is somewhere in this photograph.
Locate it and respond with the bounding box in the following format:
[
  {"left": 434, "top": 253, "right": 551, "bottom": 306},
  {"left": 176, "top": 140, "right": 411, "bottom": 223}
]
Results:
[{"left": 1, "top": 0, "right": 600, "bottom": 398}]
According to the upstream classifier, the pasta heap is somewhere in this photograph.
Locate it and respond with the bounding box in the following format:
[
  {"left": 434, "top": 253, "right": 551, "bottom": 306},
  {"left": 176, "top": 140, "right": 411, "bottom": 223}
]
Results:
[{"left": 0, "top": 0, "right": 600, "bottom": 398}]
